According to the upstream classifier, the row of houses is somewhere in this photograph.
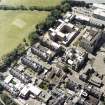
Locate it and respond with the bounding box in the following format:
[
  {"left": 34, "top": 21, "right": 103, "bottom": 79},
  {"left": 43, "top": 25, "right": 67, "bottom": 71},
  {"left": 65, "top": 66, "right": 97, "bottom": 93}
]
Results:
[
  {"left": 0, "top": 81, "right": 20, "bottom": 97},
  {"left": 21, "top": 57, "right": 44, "bottom": 73},
  {"left": 31, "top": 43, "right": 56, "bottom": 62},
  {"left": 10, "top": 69, "right": 32, "bottom": 83},
  {"left": 39, "top": 36, "right": 62, "bottom": 51},
  {"left": 0, "top": 75, "right": 48, "bottom": 102}
]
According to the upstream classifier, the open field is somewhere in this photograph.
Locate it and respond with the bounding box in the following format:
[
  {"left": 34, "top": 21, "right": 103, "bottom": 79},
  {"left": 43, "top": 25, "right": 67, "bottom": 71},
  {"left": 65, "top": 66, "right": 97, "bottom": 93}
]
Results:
[
  {"left": 0, "top": 0, "right": 62, "bottom": 7},
  {"left": 0, "top": 10, "right": 48, "bottom": 58}
]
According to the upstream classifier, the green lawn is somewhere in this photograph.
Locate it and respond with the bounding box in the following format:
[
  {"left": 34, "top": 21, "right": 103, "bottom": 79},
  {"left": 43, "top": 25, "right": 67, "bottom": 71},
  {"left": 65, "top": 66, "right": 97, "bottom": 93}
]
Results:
[
  {"left": 0, "top": 0, "right": 62, "bottom": 7},
  {"left": 0, "top": 10, "right": 48, "bottom": 58}
]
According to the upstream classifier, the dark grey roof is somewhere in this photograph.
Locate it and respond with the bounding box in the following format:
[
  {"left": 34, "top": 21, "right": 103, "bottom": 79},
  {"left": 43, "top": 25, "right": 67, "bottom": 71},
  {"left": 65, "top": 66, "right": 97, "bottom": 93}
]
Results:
[
  {"left": 10, "top": 69, "right": 32, "bottom": 83},
  {"left": 0, "top": 81, "right": 20, "bottom": 97},
  {"left": 21, "top": 57, "right": 44, "bottom": 73}
]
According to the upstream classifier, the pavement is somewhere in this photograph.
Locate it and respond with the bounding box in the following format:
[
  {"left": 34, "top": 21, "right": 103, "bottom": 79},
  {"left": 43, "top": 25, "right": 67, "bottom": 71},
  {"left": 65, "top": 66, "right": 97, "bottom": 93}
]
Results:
[{"left": 93, "top": 50, "right": 105, "bottom": 75}]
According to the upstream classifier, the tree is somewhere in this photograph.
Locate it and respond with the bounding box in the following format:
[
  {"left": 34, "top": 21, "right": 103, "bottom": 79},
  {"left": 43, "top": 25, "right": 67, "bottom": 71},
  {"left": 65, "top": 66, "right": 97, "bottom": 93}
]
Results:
[
  {"left": 63, "top": 65, "right": 72, "bottom": 75},
  {"left": 23, "top": 38, "right": 26, "bottom": 43},
  {"left": 103, "top": 58, "right": 105, "bottom": 63},
  {"left": 86, "top": 3, "right": 90, "bottom": 8},
  {"left": 28, "top": 31, "right": 39, "bottom": 45},
  {"left": 0, "top": 84, "right": 3, "bottom": 92},
  {"left": 60, "top": 3, "right": 71, "bottom": 13},
  {"left": 16, "top": 44, "right": 25, "bottom": 55},
  {"left": 0, "top": 103, "right": 3, "bottom": 105},
  {"left": 0, "top": 43, "right": 26, "bottom": 72},
  {"left": 1, "top": 94, "right": 18, "bottom": 105},
  {"left": 23, "top": 38, "right": 28, "bottom": 46},
  {"left": 45, "top": 16, "right": 55, "bottom": 29},
  {"left": 36, "top": 22, "right": 47, "bottom": 34},
  {"left": 102, "top": 97, "right": 105, "bottom": 105},
  {"left": 61, "top": 0, "right": 87, "bottom": 7},
  {"left": 101, "top": 24, "right": 105, "bottom": 30},
  {"left": 51, "top": 9, "right": 62, "bottom": 19}
]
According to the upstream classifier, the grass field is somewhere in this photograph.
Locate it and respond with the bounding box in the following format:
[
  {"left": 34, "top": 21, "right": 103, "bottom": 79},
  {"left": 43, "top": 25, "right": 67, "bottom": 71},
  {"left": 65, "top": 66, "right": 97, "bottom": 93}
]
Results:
[
  {"left": 0, "top": 10, "right": 48, "bottom": 58},
  {"left": 0, "top": 0, "right": 62, "bottom": 7}
]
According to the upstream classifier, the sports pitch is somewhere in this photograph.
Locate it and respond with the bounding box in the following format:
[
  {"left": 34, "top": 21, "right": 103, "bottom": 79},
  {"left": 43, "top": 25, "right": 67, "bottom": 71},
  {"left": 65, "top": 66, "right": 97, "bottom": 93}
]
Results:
[{"left": 0, "top": 10, "right": 48, "bottom": 58}]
